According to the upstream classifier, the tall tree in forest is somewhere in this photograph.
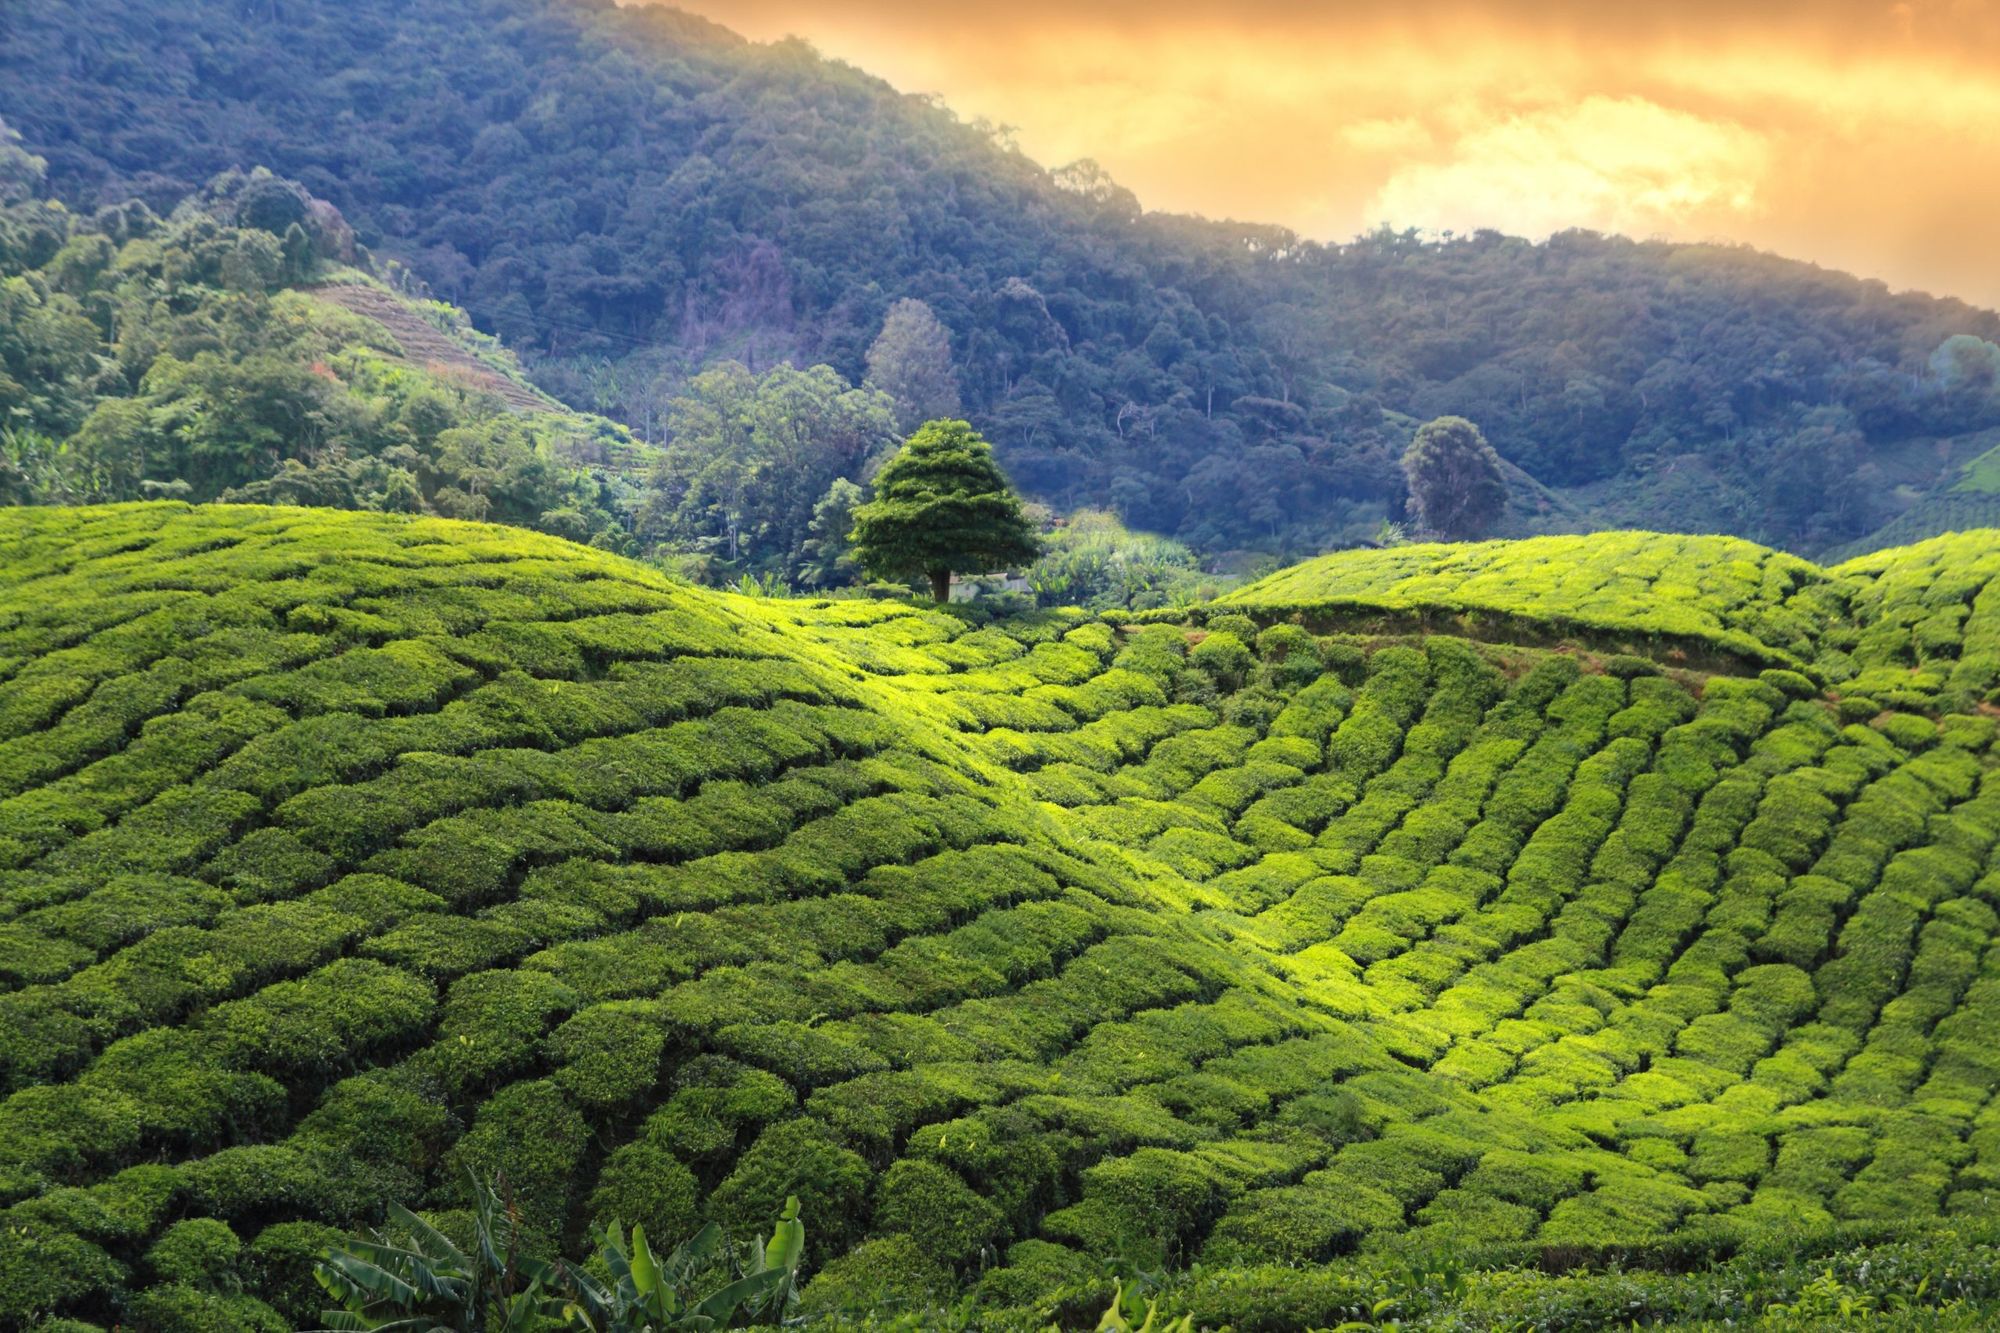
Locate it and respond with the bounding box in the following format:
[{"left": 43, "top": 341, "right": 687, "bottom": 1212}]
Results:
[
  {"left": 641, "top": 362, "right": 896, "bottom": 578},
  {"left": 850, "top": 419, "right": 1039, "bottom": 602},
  {"left": 798, "top": 476, "right": 864, "bottom": 588},
  {"left": 0, "top": 118, "right": 46, "bottom": 205},
  {"left": 1400, "top": 415, "right": 1506, "bottom": 540},
  {"left": 864, "top": 299, "right": 960, "bottom": 433}
]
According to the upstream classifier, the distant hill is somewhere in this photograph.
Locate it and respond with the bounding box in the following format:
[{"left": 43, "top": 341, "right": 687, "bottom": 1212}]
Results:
[
  {"left": 2, "top": 504, "right": 1997, "bottom": 1327},
  {"left": 7, "top": 0, "right": 2000, "bottom": 557},
  {"left": 1822, "top": 434, "right": 2000, "bottom": 561}
]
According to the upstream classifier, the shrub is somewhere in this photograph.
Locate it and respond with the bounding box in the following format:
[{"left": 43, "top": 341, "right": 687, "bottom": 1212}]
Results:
[
  {"left": 1202, "top": 1180, "right": 1401, "bottom": 1265},
  {"left": 1606, "top": 654, "right": 1663, "bottom": 678},
  {"left": 706, "top": 1120, "right": 873, "bottom": 1266},
  {"left": 123, "top": 1284, "right": 286, "bottom": 1333},
  {"left": 874, "top": 1159, "right": 1006, "bottom": 1264},
  {"left": 798, "top": 1233, "right": 956, "bottom": 1319},
  {"left": 1207, "top": 613, "right": 1259, "bottom": 642},
  {"left": 1255, "top": 624, "right": 1324, "bottom": 689},
  {"left": 244, "top": 1222, "right": 344, "bottom": 1326},
  {"left": 433, "top": 968, "right": 579, "bottom": 1094},
  {"left": 587, "top": 1133, "right": 701, "bottom": 1245},
  {"left": 1047, "top": 1148, "right": 1229, "bottom": 1267},
  {"left": 182, "top": 1146, "right": 339, "bottom": 1225},
  {"left": 1873, "top": 711, "right": 1938, "bottom": 751},
  {"left": 289, "top": 1069, "right": 454, "bottom": 1214},
  {"left": 545, "top": 1001, "right": 667, "bottom": 1109},
  {"left": 1189, "top": 632, "right": 1253, "bottom": 689},
  {"left": 440, "top": 1080, "right": 589, "bottom": 1244},
  {"left": 1758, "top": 668, "right": 1817, "bottom": 699},
  {"left": 146, "top": 1218, "right": 242, "bottom": 1288}
]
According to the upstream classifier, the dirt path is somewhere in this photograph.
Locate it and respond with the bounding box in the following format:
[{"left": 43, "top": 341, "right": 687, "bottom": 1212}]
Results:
[{"left": 308, "top": 283, "right": 553, "bottom": 415}]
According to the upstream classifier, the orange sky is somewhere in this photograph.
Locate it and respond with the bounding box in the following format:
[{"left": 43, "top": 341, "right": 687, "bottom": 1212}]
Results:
[{"left": 639, "top": 1, "right": 2000, "bottom": 308}]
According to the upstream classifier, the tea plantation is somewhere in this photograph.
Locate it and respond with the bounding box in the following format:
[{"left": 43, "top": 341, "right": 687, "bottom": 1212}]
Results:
[{"left": 3, "top": 504, "right": 2000, "bottom": 1330}]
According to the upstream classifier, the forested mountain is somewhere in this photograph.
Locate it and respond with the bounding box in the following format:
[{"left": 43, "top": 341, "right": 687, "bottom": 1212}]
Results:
[{"left": 7, "top": 0, "right": 2000, "bottom": 558}]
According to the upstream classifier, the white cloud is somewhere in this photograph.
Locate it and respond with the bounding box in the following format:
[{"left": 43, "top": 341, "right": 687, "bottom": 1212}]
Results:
[{"left": 1365, "top": 96, "right": 1773, "bottom": 238}]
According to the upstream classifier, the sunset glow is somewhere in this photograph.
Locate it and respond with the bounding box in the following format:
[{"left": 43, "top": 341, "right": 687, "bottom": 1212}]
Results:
[{"left": 655, "top": 0, "right": 2000, "bottom": 304}]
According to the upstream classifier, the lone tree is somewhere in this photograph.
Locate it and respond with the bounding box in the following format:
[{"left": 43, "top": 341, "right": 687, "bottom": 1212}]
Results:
[
  {"left": 1401, "top": 415, "right": 1506, "bottom": 540},
  {"left": 850, "top": 419, "right": 1039, "bottom": 602}
]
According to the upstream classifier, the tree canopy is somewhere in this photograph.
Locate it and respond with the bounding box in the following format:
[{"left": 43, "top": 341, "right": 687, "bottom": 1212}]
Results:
[
  {"left": 0, "top": 160, "right": 639, "bottom": 548},
  {"left": 865, "top": 298, "right": 960, "bottom": 434},
  {"left": 639, "top": 361, "right": 896, "bottom": 583},
  {"left": 1401, "top": 415, "right": 1507, "bottom": 540},
  {"left": 850, "top": 419, "right": 1040, "bottom": 601}
]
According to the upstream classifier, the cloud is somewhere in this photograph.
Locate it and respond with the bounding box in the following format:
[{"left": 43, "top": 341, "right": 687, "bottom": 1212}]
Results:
[
  {"left": 1366, "top": 97, "right": 1773, "bottom": 239},
  {"left": 1342, "top": 117, "right": 1434, "bottom": 156}
]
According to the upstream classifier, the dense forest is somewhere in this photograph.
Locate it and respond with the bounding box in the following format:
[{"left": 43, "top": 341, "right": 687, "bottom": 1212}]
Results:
[
  {"left": 7, "top": 0, "right": 2000, "bottom": 557},
  {"left": 0, "top": 132, "right": 1226, "bottom": 608},
  {"left": 0, "top": 134, "right": 643, "bottom": 547}
]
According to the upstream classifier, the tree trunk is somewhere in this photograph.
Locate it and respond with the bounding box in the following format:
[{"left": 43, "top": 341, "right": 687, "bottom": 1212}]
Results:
[{"left": 929, "top": 568, "right": 951, "bottom": 603}]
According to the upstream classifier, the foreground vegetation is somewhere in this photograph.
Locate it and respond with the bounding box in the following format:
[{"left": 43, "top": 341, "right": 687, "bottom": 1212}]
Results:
[{"left": 1, "top": 504, "right": 1997, "bottom": 1330}]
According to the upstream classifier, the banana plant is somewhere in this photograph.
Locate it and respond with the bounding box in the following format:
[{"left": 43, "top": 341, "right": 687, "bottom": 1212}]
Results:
[
  {"left": 313, "top": 1174, "right": 564, "bottom": 1333},
  {"left": 559, "top": 1195, "right": 805, "bottom": 1332},
  {"left": 1093, "top": 1280, "right": 1193, "bottom": 1333}
]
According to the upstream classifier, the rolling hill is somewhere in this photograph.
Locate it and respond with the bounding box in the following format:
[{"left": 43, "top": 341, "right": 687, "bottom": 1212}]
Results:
[
  {"left": 1218, "top": 529, "right": 2000, "bottom": 709},
  {"left": 1215, "top": 533, "right": 1845, "bottom": 675},
  {"left": 2, "top": 504, "right": 1998, "bottom": 1329}
]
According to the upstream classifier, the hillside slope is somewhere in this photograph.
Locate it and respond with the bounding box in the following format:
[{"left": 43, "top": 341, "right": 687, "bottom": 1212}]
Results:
[
  {"left": 1218, "top": 533, "right": 1844, "bottom": 674},
  {"left": 1826, "top": 434, "right": 2000, "bottom": 562},
  {"left": 0, "top": 158, "right": 654, "bottom": 545},
  {"left": 1224, "top": 529, "right": 2000, "bottom": 712},
  {"left": 2, "top": 507, "right": 1999, "bottom": 1329},
  {"left": 303, "top": 283, "right": 559, "bottom": 417}
]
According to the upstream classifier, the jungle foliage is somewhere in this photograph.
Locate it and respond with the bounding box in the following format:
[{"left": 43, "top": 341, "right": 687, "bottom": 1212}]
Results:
[{"left": 0, "top": 144, "right": 641, "bottom": 549}]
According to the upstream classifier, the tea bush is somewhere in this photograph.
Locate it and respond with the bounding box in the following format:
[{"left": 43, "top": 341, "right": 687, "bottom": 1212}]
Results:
[{"left": 2, "top": 505, "right": 1999, "bottom": 1329}]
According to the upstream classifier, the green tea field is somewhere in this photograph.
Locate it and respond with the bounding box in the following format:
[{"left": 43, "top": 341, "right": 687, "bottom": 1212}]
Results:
[{"left": 3, "top": 505, "right": 2000, "bottom": 1330}]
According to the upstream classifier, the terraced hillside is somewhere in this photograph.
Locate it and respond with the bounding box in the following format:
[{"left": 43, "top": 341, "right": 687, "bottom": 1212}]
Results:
[
  {"left": 304, "top": 283, "right": 562, "bottom": 417},
  {"left": 1216, "top": 534, "right": 1845, "bottom": 674},
  {"left": 1225, "top": 530, "right": 2000, "bottom": 714},
  {"left": 3, "top": 506, "right": 2000, "bottom": 1330}
]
